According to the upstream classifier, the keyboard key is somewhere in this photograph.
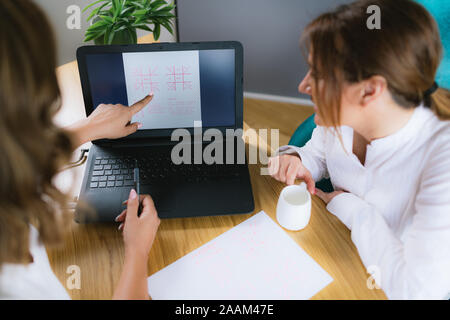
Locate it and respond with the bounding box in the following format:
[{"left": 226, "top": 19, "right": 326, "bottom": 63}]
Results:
[
  {"left": 90, "top": 182, "right": 98, "bottom": 188},
  {"left": 99, "top": 182, "right": 107, "bottom": 188},
  {"left": 90, "top": 154, "right": 238, "bottom": 187},
  {"left": 107, "top": 181, "right": 115, "bottom": 187}
]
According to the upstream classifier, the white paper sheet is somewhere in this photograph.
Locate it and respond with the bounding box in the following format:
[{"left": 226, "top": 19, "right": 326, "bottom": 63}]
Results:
[
  {"left": 122, "top": 50, "right": 202, "bottom": 130},
  {"left": 148, "top": 211, "right": 333, "bottom": 300}
]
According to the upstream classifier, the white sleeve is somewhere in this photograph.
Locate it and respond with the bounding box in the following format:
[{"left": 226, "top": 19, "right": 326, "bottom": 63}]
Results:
[
  {"left": 277, "top": 126, "right": 329, "bottom": 182},
  {"left": 326, "top": 145, "right": 450, "bottom": 299}
]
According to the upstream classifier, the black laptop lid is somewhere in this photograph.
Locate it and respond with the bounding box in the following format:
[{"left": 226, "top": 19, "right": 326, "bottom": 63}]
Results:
[{"left": 76, "top": 42, "right": 243, "bottom": 144}]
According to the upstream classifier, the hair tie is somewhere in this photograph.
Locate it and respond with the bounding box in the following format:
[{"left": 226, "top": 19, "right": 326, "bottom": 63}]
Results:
[
  {"left": 424, "top": 81, "right": 439, "bottom": 97},
  {"left": 423, "top": 81, "right": 438, "bottom": 108}
]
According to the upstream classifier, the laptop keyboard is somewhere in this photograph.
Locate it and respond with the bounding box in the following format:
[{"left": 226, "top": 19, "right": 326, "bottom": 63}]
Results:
[{"left": 88, "top": 152, "right": 244, "bottom": 189}]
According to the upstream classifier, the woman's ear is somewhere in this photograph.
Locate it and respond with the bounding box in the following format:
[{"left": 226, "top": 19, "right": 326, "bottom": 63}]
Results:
[{"left": 361, "top": 76, "right": 387, "bottom": 106}]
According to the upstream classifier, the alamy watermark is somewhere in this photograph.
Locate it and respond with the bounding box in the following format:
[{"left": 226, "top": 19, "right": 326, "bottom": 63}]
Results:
[
  {"left": 366, "top": 265, "right": 382, "bottom": 290},
  {"left": 367, "top": 5, "right": 381, "bottom": 30},
  {"left": 170, "top": 121, "right": 280, "bottom": 175},
  {"left": 66, "top": 265, "right": 81, "bottom": 290},
  {"left": 66, "top": 5, "right": 82, "bottom": 30},
  {"left": 66, "top": 4, "right": 382, "bottom": 31}
]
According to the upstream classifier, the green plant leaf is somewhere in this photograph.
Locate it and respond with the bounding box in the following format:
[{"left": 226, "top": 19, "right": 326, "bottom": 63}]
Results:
[
  {"left": 97, "top": 9, "right": 113, "bottom": 17},
  {"left": 134, "top": 16, "right": 145, "bottom": 24},
  {"left": 84, "top": 28, "right": 107, "bottom": 42},
  {"left": 128, "top": 1, "right": 145, "bottom": 9},
  {"left": 130, "top": 27, "right": 138, "bottom": 43},
  {"left": 99, "top": 15, "right": 115, "bottom": 24},
  {"left": 86, "top": 2, "right": 110, "bottom": 22},
  {"left": 86, "top": 6, "right": 101, "bottom": 22},
  {"left": 82, "top": 0, "right": 110, "bottom": 13},
  {"left": 134, "top": 24, "right": 153, "bottom": 32},
  {"left": 154, "top": 23, "right": 161, "bottom": 41},
  {"left": 107, "top": 26, "right": 116, "bottom": 44},
  {"left": 150, "top": 0, "right": 167, "bottom": 10},
  {"left": 156, "top": 4, "right": 173, "bottom": 11},
  {"left": 159, "top": 19, "right": 173, "bottom": 34},
  {"left": 120, "top": 6, "right": 135, "bottom": 17},
  {"left": 115, "top": 0, "right": 125, "bottom": 19},
  {"left": 114, "top": 25, "right": 128, "bottom": 33},
  {"left": 88, "top": 19, "right": 109, "bottom": 30},
  {"left": 133, "top": 9, "right": 148, "bottom": 16}
]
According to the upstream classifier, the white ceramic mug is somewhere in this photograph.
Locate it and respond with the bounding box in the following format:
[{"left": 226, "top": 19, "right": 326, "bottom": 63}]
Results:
[{"left": 276, "top": 182, "right": 311, "bottom": 231}]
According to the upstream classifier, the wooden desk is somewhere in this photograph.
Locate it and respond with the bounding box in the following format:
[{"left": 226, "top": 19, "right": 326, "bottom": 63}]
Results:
[{"left": 48, "top": 37, "right": 387, "bottom": 300}]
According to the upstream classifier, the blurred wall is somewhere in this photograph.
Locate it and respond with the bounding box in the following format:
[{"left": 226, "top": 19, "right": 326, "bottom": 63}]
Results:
[
  {"left": 177, "top": 0, "right": 353, "bottom": 100},
  {"left": 34, "top": 0, "right": 177, "bottom": 65}
]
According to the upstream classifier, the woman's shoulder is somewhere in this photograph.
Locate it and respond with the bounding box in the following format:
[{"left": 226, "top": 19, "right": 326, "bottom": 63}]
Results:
[
  {"left": 424, "top": 109, "right": 450, "bottom": 149},
  {"left": 418, "top": 110, "right": 450, "bottom": 177},
  {"left": 0, "top": 226, "right": 71, "bottom": 300}
]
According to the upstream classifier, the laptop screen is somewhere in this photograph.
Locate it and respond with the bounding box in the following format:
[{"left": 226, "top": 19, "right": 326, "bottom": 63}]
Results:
[{"left": 84, "top": 49, "right": 236, "bottom": 130}]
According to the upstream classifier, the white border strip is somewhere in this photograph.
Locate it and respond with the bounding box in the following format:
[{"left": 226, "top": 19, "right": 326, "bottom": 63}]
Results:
[{"left": 244, "top": 91, "right": 314, "bottom": 107}]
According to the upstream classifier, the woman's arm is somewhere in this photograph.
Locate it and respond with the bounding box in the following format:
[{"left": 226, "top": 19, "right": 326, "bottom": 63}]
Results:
[
  {"left": 66, "top": 94, "right": 153, "bottom": 149},
  {"left": 113, "top": 250, "right": 150, "bottom": 300},
  {"left": 65, "top": 95, "right": 158, "bottom": 299},
  {"left": 112, "top": 190, "right": 160, "bottom": 300},
  {"left": 320, "top": 145, "right": 450, "bottom": 299}
]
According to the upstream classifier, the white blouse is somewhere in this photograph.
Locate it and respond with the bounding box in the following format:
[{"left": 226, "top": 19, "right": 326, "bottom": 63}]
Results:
[
  {"left": 0, "top": 226, "right": 70, "bottom": 300},
  {"left": 278, "top": 105, "right": 450, "bottom": 299}
]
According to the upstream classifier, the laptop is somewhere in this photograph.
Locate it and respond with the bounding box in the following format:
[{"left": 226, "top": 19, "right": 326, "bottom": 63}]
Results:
[{"left": 75, "top": 41, "right": 255, "bottom": 222}]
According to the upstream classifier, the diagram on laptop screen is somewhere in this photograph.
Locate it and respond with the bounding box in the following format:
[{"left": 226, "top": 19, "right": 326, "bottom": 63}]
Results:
[{"left": 122, "top": 50, "right": 202, "bottom": 130}]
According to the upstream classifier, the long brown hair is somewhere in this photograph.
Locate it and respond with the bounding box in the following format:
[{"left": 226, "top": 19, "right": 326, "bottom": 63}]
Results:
[
  {"left": 301, "top": 0, "right": 450, "bottom": 127},
  {"left": 0, "top": 0, "right": 73, "bottom": 266}
]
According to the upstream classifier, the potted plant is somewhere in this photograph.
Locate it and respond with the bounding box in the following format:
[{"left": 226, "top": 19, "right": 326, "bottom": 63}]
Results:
[{"left": 83, "top": 0, "right": 176, "bottom": 45}]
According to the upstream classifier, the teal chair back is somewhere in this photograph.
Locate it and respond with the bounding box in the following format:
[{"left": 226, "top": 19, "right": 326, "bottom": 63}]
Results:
[
  {"left": 288, "top": 115, "right": 334, "bottom": 192},
  {"left": 415, "top": 0, "right": 450, "bottom": 89}
]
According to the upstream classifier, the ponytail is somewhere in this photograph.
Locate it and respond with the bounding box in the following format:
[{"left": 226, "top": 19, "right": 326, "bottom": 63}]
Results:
[{"left": 430, "top": 88, "right": 450, "bottom": 120}]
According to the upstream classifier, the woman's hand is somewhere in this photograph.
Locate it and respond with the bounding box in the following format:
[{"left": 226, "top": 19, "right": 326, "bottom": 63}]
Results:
[
  {"left": 112, "top": 189, "right": 160, "bottom": 300},
  {"left": 67, "top": 94, "right": 153, "bottom": 148},
  {"left": 315, "top": 188, "right": 345, "bottom": 204},
  {"left": 268, "top": 154, "right": 316, "bottom": 194},
  {"left": 116, "top": 189, "right": 160, "bottom": 259}
]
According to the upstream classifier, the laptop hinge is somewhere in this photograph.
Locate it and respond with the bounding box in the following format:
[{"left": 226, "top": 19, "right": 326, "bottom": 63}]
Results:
[
  {"left": 100, "top": 137, "right": 177, "bottom": 148},
  {"left": 93, "top": 129, "right": 244, "bottom": 148}
]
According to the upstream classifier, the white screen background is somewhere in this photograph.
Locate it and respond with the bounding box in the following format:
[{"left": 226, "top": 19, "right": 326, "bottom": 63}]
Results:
[{"left": 122, "top": 50, "right": 202, "bottom": 130}]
